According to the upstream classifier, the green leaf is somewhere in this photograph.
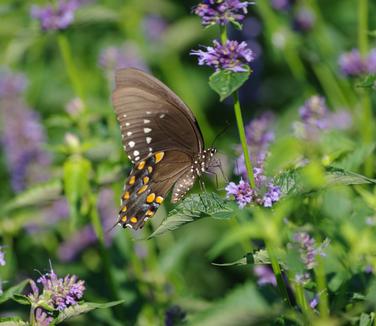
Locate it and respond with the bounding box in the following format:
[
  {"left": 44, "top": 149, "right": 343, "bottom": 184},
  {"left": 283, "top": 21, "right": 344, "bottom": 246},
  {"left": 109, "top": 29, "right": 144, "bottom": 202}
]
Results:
[
  {"left": 357, "top": 74, "right": 376, "bottom": 90},
  {"left": 11, "top": 294, "right": 31, "bottom": 305},
  {"left": 209, "top": 68, "right": 250, "bottom": 101},
  {"left": 2, "top": 180, "right": 62, "bottom": 213},
  {"left": 333, "top": 144, "right": 375, "bottom": 171},
  {"left": 0, "top": 280, "right": 29, "bottom": 304},
  {"left": 274, "top": 166, "right": 376, "bottom": 197},
  {"left": 54, "top": 300, "right": 124, "bottom": 323},
  {"left": 212, "top": 249, "right": 287, "bottom": 268},
  {"left": 359, "top": 313, "right": 374, "bottom": 326},
  {"left": 149, "top": 193, "right": 233, "bottom": 238},
  {"left": 0, "top": 317, "right": 28, "bottom": 326},
  {"left": 188, "top": 283, "right": 276, "bottom": 326}
]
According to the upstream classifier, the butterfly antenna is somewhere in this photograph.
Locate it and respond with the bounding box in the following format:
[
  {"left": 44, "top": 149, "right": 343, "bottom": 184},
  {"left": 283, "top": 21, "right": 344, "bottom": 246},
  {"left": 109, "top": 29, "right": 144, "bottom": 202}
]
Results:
[{"left": 211, "top": 121, "right": 231, "bottom": 148}]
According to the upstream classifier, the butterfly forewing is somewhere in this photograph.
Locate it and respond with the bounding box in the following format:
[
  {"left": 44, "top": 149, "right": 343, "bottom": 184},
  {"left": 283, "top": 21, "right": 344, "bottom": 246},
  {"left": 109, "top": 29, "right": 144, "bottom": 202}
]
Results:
[{"left": 112, "top": 69, "right": 204, "bottom": 163}]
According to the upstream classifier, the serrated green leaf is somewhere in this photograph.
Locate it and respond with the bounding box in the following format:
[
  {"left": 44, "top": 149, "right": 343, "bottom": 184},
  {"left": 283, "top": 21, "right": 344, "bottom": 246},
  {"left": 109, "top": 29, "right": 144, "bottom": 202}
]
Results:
[
  {"left": 0, "top": 317, "right": 28, "bottom": 326},
  {"left": 2, "top": 180, "right": 62, "bottom": 213},
  {"left": 54, "top": 300, "right": 124, "bottom": 323},
  {"left": 0, "top": 280, "right": 29, "bottom": 304},
  {"left": 188, "top": 283, "right": 275, "bottom": 326},
  {"left": 149, "top": 193, "right": 233, "bottom": 238},
  {"left": 209, "top": 68, "right": 250, "bottom": 101},
  {"left": 274, "top": 166, "right": 376, "bottom": 197},
  {"left": 357, "top": 74, "right": 376, "bottom": 90}
]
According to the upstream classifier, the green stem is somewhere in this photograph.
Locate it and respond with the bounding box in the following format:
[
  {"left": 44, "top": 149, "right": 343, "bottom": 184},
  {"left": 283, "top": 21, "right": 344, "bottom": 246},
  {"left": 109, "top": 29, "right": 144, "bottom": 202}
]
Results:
[
  {"left": 89, "top": 193, "right": 119, "bottom": 300},
  {"left": 358, "top": 0, "right": 373, "bottom": 177},
  {"left": 233, "top": 92, "right": 256, "bottom": 188},
  {"left": 266, "top": 242, "right": 293, "bottom": 307},
  {"left": 57, "top": 34, "right": 85, "bottom": 101},
  {"left": 315, "top": 255, "right": 329, "bottom": 318},
  {"left": 295, "top": 281, "right": 310, "bottom": 317},
  {"left": 219, "top": 25, "right": 255, "bottom": 187}
]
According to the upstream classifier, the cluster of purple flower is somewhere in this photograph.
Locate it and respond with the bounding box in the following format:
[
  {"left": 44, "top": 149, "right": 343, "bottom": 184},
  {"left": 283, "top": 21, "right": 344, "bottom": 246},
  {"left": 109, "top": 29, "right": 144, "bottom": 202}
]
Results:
[
  {"left": 0, "top": 70, "right": 51, "bottom": 192},
  {"left": 194, "top": 0, "right": 251, "bottom": 26},
  {"left": 31, "top": 0, "right": 89, "bottom": 31},
  {"left": 191, "top": 40, "right": 254, "bottom": 72},
  {"left": 293, "top": 95, "right": 352, "bottom": 139},
  {"left": 338, "top": 48, "right": 376, "bottom": 77},
  {"left": 226, "top": 167, "right": 281, "bottom": 208},
  {"left": 226, "top": 113, "right": 280, "bottom": 208},
  {"left": 291, "top": 232, "right": 329, "bottom": 284},
  {"left": 28, "top": 267, "right": 85, "bottom": 311},
  {"left": 191, "top": 1, "right": 254, "bottom": 72}
]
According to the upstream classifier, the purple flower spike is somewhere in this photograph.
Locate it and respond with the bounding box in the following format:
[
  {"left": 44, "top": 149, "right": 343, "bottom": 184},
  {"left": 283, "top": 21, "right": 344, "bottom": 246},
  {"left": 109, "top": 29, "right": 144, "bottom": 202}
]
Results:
[
  {"left": 28, "top": 267, "right": 85, "bottom": 311},
  {"left": 191, "top": 39, "right": 253, "bottom": 72},
  {"left": 270, "top": 0, "right": 291, "bottom": 11},
  {"left": 31, "top": 0, "right": 88, "bottom": 31},
  {"left": 0, "top": 247, "right": 5, "bottom": 266},
  {"left": 338, "top": 49, "right": 368, "bottom": 76},
  {"left": 299, "top": 96, "right": 328, "bottom": 129},
  {"left": 35, "top": 308, "right": 53, "bottom": 326},
  {"left": 194, "top": 0, "right": 251, "bottom": 26},
  {"left": 367, "top": 49, "right": 376, "bottom": 74},
  {"left": 0, "top": 70, "right": 27, "bottom": 98},
  {"left": 293, "top": 232, "right": 316, "bottom": 270},
  {"left": 254, "top": 265, "right": 277, "bottom": 286},
  {"left": 225, "top": 179, "right": 253, "bottom": 208},
  {"left": 293, "top": 7, "right": 315, "bottom": 32}
]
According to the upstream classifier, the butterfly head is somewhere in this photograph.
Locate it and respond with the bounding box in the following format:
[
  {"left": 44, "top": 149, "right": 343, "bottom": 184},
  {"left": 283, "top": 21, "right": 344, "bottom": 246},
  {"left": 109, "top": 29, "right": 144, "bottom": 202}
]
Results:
[{"left": 192, "top": 148, "right": 217, "bottom": 176}]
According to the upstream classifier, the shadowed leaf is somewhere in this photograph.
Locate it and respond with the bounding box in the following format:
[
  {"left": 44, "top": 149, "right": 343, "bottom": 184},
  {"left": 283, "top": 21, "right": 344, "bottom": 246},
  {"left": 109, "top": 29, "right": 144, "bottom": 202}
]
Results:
[{"left": 0, "top": 280, "right": 29, "bottom": 305}]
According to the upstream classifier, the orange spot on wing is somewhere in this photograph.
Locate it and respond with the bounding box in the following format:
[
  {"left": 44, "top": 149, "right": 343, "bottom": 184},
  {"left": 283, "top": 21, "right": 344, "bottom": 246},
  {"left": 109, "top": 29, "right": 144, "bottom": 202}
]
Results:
[
  {"left": 130, "top": 217, "right": 138, "bottom": 223},
  {"left": 137, "top": 185, "right": 148, "bottom": 194},
  {"left": 122, "top": 191, "right": 130, "bottom": 200},
  {"left": 129, "top": 176, "right": 136, "bottom": 185},
  {"left": 155, "top": 152, "right": 164, "bottom": 163},
  {"left": 137, "top": 161, "right": 146, "bottom": 170},
  {"left": 143, "top": 176, "right": 149, "bottom": 184},
  {"left": 156, "top": 196, "right": 164, "bottom": 204},
  {"left": 147, "top": 193, "right": 155, "bottom": 203}
]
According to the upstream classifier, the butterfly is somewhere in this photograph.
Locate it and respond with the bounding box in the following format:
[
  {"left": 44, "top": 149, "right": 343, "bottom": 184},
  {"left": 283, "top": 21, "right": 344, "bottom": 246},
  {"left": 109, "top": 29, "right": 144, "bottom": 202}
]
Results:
[{"left": 112, "top": 68, "right": 217, "bottom": 230}]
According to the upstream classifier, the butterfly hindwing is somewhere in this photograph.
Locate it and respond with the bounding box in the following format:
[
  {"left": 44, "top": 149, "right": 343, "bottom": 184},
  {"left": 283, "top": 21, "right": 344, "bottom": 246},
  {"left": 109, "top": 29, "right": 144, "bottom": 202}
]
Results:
[{"left": 118, "top": 150, "right": 191, "bottom": 230}]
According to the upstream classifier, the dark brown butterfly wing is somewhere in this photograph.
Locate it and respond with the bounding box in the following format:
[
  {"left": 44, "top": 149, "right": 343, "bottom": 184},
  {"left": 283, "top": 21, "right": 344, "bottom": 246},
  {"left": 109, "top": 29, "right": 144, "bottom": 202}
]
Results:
[
  {"left": 118, "top": 150, "right": 192, "bottom": 229},
  {"left": 112, "top": 68, "right": 204, "bottom": 163}
]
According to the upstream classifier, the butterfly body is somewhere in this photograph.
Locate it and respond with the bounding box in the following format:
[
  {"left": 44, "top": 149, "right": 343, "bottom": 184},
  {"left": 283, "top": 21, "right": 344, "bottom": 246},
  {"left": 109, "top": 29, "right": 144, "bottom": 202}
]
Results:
[{"left": 112, "top": 68, "right": 216, "bottom": 230}]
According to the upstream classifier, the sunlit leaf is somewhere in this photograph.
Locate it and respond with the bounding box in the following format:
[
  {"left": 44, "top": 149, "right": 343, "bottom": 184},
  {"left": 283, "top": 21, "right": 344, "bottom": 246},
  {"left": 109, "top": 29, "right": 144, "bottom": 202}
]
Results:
[
  {"left": 0, "top": 317, "right": 28, "bottom": 326},
  {"left": 0, "top": 280, "right": 29, "bottom": 304},
  {"left": 54, "top": 300, "right": 124, "bottom": 323},
  {"left": 149, "top": 193, "right": 233, "bottom": 238},
  {"left": 209, "top": 68, "right": 250, "bottom": 101},
  {"left": 333, "top": 144, "right": 375, "bottom": 171}
]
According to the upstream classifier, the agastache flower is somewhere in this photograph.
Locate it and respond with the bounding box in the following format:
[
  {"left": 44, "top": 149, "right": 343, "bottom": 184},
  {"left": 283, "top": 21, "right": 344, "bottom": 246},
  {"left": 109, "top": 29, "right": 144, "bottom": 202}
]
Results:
[
  {"left": 35, "top": 308, "right": 53, "bottom": 326},
  {"left": 226, "top": 167, "right": 281, "bottom": 208},
  {"left": 28, "top": 267, "right": 85, "bottom": 311},
  {"left": 0, "top": 70, "right": 27, "bottom": 97},
  {"left": 338, "top": 48, "right": 376, "bottom": 77},
  {"left": 142, "top": 15, "right": 168, "bottom": 43},
  {"left": 292, "top": 232, "right": 329, "bottom": 270},
  {"left": 194, "top": 0, "right": 251, "bottom": 27},
  {"left": 254, "top": 265, "right": 277, "bottom": 286},
  {"left": 293, "top": 95, "right": 352, "bottom": 140},
  {"left": 191, "top": 40, "right": 254, "bottom": 72},
  {"left": 31, "top": 0, "right": 88, "bottom": 31},
  {"left": 293, "top": 7, "right": 315, "bottom": 32},
  {"left": 270, "top": 0, "right": 292, "bottom": 11},
  {"left": 0, "top": 71, "right": 51, "bottom": 192},
  {"left": 0, "top": 247, "right": 5, "bottom": 266}
]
